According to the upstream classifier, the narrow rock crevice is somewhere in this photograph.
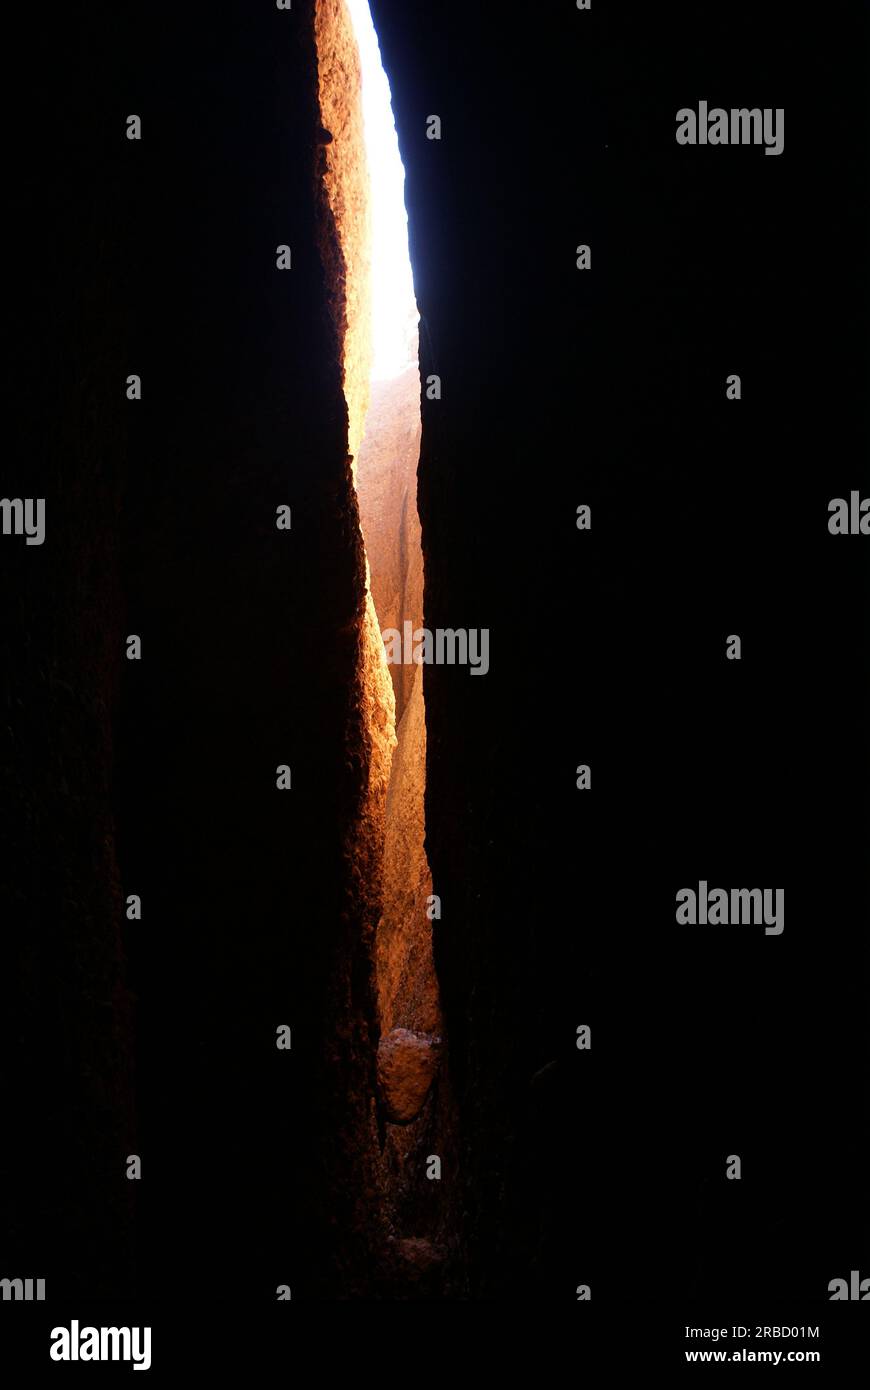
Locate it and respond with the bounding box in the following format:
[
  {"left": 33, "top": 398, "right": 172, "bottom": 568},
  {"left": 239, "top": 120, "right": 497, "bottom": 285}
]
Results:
[{"left": 315, "top": 0, "right": 459, "bottom": 1295}]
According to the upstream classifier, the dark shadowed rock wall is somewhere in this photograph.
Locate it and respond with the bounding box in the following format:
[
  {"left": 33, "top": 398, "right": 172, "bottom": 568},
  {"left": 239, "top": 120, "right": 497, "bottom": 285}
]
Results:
[
  {"left": 117, "top": 0, "right": 388, "bottom": 1300},
  {"left": 3, "top": 0, "right": 386, "bottom": 1301},
  {"left": 370, "top": 0, "right": 868, "bottom": 1300},
  {"left": 2, "top": 4, "right": 136, "bottom": 1300}
]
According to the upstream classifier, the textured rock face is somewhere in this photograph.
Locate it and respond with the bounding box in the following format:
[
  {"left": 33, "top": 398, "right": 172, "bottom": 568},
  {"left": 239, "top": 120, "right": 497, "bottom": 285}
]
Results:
[
  {"left": 315, "top": 0, "right": 373, "bottom": 464},
  {"left": 368, "top": 0, "right": 584, "bottom": 1299},
  {"left": 316, "top": 0, "right": 396, "bottom": 984},
  {"left": 3, "top": 0, "right": 396, "bottom": 1302},
  {"left": 357, "top": 366, "right": 424, "bottom": 723},
  {"left": 377, "top": 664, "right": 439, "bottom": 1033},
  {"left": 355, "top": 366, "right": 438, "bottom": 1038},
  {"left": 377, "top": 1027, "right": 441, "bottom": 1124}
]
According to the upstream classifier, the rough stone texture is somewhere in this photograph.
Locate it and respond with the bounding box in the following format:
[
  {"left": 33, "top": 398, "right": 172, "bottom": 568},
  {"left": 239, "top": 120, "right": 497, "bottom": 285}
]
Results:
[
  {"left": 338, "top": 177, "right": 449, "bottom": 1282},
  {"left": 316, "top": 3, "right": 397, "bottom": 1032},
  {"left": 357, "top": 365, "right": 424, "bottom": 723},
  {"left": 355, "top": 367, "right": 438, "bottom": 1039},
  {"left": 324, "top": 11, "right": 446, "bottom": 1287},
  {"left": 377, "top": 1027, "right": 441, "bottom": 1124},
  {"left": 116, "top": 0, "right": 392, "bottom": 1300},
  {"left": 315, "top": 0, "right": 373, "bottom": 464},
  {"left": 377, "top": 664, "right": 439, "bottom": 1034},
  {"left": 395, "top": 1236, "right": 445, "bottom": 1274},
  {"left": 3, "top": 0, "right": 391, "bottom": 1302}
]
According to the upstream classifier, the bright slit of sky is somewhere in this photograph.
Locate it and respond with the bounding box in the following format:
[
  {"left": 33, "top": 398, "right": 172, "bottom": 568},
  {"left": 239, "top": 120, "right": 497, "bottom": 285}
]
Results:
[{"left": 346, "top": 0, "right": 419, "bottom": 381}]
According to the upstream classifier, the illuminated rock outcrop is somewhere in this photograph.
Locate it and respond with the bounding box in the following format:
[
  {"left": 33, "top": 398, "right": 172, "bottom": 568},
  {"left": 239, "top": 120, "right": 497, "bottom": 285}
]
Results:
[
  {"left": 377, "top": 1026, "right": 441, "bottom": 1124},
  {"left": 355, "top": 367, "right": 438, "bottom": 1038}
]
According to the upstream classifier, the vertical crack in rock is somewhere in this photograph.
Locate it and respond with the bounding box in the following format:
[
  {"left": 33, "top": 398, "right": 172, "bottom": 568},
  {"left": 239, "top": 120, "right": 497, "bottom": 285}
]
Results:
[
  {"left": 315, "top": 0, "right": 457, "bottom": 1294},
  {"left": 313, "top": 0, "right": 395, "bottom": 1296},
  {"left": 356, "top": 368, "right": 440, "bottom": 1043},
  {"left": 314, "top": 0, "right": 396, "bottom": 993}
]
